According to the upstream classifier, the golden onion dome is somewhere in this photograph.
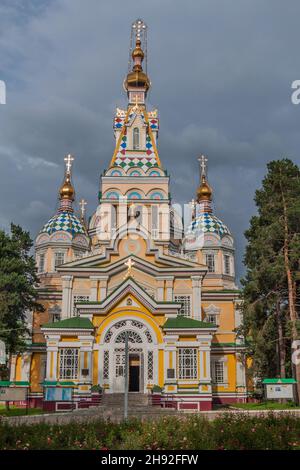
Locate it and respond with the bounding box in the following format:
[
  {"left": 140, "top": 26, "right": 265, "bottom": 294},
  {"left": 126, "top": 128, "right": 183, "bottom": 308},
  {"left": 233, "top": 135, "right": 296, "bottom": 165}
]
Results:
[
  {"left": 124, "top": 38, "right": 150, "bottom": 93},
  {"left": 124, "top": 70, "right": 150, "bottom": 91},
  {"left": 59, "top": 174, "right": 75, "bottom": 201},
  {"left": 197, "top": 175, "right": 212, "bottom": 202}
]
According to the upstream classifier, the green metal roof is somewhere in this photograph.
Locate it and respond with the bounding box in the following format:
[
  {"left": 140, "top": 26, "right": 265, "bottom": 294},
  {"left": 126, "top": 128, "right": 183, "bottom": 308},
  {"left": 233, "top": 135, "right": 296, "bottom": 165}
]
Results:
[
  {"left": 42, "top": 317, "right": 94, "bottom": 330},
  {"left": 262, "top": 378, "right": 297, "bottom": 384},
  {"left": 212, "top": 342, "right": 244, "bottom": 348},
  {"left": 42, "top": 381, "right": 76, "bottom": 387},
  {"left": 163, "top": 316, "right": 214, "bottom": 329},
  {"left": 29, "top": 342, "right": 47, "bottom": 348},
  {"left": 0, "top": 381, "right": 29, "bottom": 387}
]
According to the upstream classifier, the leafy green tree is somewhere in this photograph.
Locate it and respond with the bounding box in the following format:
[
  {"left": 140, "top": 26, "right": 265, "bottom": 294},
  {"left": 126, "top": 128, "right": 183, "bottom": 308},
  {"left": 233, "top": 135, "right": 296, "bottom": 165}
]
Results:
[
  {"left": 0, "top": 224, "right": 43, "bottom": 357},
  {"left": 242, "top": 159, "right": 300, "bottom": 399}
]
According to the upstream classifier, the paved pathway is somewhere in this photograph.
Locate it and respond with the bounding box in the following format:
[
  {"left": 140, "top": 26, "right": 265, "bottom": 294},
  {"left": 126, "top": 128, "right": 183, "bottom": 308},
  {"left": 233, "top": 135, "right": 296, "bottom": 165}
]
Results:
[{"left": 1, "top": 395, "right": 300, "bottom": 426}]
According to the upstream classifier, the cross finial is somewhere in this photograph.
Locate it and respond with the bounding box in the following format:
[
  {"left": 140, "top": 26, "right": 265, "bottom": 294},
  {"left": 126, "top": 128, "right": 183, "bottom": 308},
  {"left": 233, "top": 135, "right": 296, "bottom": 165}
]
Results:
[
  {"left": 124, "top": 258, "right": 135, "bottom": 279},
  {"left": 79, "top": 198, "right": 87, "bottom": 219},
  {"left": 64, "top": 154, "right": 74, "bottom": 174},
  {"left": 198, "top": 155, "right": 208, "bottom": 178},
  {"left": 132, "top": 18, "right": 147, "bottom": 41}
]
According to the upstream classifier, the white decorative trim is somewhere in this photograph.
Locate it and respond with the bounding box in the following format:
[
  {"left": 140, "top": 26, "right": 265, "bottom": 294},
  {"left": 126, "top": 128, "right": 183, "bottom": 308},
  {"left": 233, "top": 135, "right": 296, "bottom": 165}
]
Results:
[
  {"left": 78, "top": 278, "right": 181, "bottom": 317},
  {"left": 98, "top": 317, "right": 158, "bottom": 393},
  {"left": 203, "top": 304, "right": 221, "bottom": 325}
]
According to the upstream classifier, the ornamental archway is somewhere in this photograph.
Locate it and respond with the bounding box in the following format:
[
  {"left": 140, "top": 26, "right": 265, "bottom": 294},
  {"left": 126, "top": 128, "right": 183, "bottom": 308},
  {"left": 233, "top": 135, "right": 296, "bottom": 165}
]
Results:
[{"left": 100, "top": 318, "right": 157, "bottom": 393}]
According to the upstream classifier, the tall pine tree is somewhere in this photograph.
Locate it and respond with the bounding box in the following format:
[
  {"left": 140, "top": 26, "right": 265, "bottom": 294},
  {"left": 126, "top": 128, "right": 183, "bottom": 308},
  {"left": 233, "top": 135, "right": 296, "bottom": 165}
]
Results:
[
  {"left": 0, "top": 224, "right": 43, "bottom": 356},
  {"left": 242, "top": 159, "right": 300, "bottom": 400}
]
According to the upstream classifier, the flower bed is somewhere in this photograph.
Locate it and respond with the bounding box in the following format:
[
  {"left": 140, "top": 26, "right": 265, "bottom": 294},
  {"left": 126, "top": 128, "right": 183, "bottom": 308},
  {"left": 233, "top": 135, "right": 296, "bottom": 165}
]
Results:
[{"left": 0, "top": 413, "right": 299, "bottom": 450}]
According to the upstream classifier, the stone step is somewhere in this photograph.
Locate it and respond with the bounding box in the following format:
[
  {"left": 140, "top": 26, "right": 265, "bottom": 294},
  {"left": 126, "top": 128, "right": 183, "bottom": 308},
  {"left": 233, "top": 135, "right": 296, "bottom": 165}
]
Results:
[
  {"left": 102, "top": 393, "right": 149, "bottom": 407},
  {"left": 96, "top": 393, "right": 182, "bottom": 419},
  {"left": 102, "top": 398, "right": 150, "bottom": 404}
]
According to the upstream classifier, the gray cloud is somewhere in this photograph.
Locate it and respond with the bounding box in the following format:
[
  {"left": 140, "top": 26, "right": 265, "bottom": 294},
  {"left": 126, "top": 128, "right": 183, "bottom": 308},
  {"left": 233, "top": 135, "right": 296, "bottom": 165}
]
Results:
[{"left": 0, "top": 0, "right": 300, "bottom": 281}]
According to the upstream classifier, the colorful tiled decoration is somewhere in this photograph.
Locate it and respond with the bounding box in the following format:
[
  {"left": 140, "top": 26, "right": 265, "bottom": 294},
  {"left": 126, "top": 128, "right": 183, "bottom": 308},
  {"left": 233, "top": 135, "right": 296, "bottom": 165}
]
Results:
[
  {"left": 187, "top": 212, "right": 231, "bottom": 237},
  {"left": 114, "top": 156, "right": 159, "bottom": 172},
  {"left": 40, "top": 211, "right": 85, "bottom": 237},
  {"left": 111, "top": 108, "right": 160, "bottom": 173}
]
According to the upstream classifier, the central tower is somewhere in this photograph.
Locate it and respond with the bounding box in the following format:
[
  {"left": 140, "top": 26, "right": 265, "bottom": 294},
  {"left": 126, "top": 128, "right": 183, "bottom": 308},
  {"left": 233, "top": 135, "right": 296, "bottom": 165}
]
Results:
[{"left": 89, "top": 19, "right": 173, "bottom": 249}]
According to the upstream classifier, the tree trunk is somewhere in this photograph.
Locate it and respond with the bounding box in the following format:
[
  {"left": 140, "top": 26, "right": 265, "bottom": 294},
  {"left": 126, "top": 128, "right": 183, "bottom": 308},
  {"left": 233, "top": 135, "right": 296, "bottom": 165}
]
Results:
[
  {"left": 276, "top": 300, "right": 286, "bottom": 378},
  {"left": 279, "top": 176, "right": 300, "bottom": 402}
]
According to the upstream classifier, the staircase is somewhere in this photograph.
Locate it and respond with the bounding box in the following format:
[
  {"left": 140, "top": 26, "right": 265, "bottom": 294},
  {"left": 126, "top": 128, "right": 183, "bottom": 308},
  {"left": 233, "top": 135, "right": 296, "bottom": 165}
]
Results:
[
  {"left": 98, "top": 393, "right": 180, "bottom": 420},
  {"left": 102, "top": 392, "right": 149, "bottom": 408}
]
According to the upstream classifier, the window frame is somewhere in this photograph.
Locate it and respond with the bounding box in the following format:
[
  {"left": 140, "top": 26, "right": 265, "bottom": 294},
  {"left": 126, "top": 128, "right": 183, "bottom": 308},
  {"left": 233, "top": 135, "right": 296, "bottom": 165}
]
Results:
[
  {"left": 224, "top": 253, "right": 231, "bottom": 275},
  {"left": 174, "top": 294, "right": 192, "bottom": 318},
  {"left": 59, "top": 348, "right": 79, "bottom": 380},
  {"left": 178, "top": 348, "right": 198, "bottom": 380},
  {"left": 133, "top": 127, "right": 140, "bottom": 150},
  {"left": 54, "top": 251, "right": 65, "bottom": 270},
  {"left": 103, "top": 350, "right": 109, "bottom": 380},
  {"left": 207, "top": 313, "right": 217, "bottom": 325},
  {"left": 73, "top": 294, "right": 90, "bottom": 315},
  {"left": 38, "top": 252, "right": 45, "bottom": 273},
  {"left": 212, "top": 359, "right": 228, "bottom": 385},
  {"left": 205, "top": 253, "right": 215, "bottom": 273}
]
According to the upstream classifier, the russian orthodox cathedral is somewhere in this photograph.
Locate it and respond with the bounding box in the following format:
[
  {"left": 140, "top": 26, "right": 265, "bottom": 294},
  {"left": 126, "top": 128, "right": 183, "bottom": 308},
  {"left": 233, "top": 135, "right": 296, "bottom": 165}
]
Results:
[{"left": 10, "top": 20, "right": 247, "bottom": 411}]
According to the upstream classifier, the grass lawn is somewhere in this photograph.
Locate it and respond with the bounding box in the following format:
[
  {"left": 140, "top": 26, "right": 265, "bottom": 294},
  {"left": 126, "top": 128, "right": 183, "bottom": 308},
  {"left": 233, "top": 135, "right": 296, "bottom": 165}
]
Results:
[
  {"left": 231, "top": 401, "right": 300, "bottom": 410},
  {"left": 0, "top": 405, "right": 45, "bottom": 417}
]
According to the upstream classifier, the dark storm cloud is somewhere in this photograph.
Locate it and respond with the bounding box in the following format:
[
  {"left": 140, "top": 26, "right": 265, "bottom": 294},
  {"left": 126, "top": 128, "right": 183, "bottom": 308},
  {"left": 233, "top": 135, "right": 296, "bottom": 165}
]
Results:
[{"left": 0, "top": 0, "right": 300, "bottom": 280}]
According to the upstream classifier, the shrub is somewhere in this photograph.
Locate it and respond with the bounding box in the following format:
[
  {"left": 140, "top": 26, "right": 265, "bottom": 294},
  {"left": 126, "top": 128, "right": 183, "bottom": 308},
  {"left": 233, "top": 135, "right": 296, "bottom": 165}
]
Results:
[
  {"left": 0, "top": 413, "right": 299, "bottom": 450},
  {"left": 151, "top": 385, "right": 163, "bottom": 393},
  {"left": 91, "top": 384, "right": 102, "bottom": 394}
]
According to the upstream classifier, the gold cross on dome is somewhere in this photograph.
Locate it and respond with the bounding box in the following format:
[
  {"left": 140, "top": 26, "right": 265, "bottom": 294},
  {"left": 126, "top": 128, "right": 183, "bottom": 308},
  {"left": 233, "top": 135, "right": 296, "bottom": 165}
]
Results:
[
  {"left": 124, "top": 258, "right": 135, "bottom": 279},
  {"left": 198, "top": 155, "right": 208, "bottom": 177},
  {"left": 64, "top": 154, "right": 74, "bottom": 174},
  {"left": 132, "top": 18, "right": 146, "bottom": 41},
  {"left": 79, "top": 199, "right": 87, "bottom": 218}
]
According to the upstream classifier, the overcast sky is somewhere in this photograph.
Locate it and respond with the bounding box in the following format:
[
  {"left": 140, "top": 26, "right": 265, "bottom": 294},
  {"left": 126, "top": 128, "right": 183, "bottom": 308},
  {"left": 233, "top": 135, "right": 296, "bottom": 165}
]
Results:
[{"left": 0, "top": 0, "right": 300, "bottom": 281}]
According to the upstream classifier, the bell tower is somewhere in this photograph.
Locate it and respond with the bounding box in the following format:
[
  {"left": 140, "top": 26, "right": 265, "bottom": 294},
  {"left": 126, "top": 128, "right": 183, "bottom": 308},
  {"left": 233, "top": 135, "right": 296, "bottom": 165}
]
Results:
[{"left": 89, "top": 19, "right": 172, "bottom": 248}]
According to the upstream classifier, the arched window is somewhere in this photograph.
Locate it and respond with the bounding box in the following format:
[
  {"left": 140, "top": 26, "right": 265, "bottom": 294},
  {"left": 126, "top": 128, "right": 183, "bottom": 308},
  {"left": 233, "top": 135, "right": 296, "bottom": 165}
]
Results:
[
  {"left": 133, "top": 127, "right": 140, "bottom": 150},
  {"left": 115, "top": 330, "right": 143, "bottom": 344}
]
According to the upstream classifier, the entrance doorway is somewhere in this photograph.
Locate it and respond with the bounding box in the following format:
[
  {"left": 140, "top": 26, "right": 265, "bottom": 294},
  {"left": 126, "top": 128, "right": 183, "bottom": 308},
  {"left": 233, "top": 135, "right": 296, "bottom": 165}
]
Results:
[{"left": 129, "top": 354, "right": 140, "bottom": 392}]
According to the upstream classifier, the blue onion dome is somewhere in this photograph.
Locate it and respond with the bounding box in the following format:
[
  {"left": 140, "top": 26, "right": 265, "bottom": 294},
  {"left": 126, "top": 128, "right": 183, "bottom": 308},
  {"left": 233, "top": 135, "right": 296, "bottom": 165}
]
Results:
[
  {"left": 40, "top": 211, "right": 86, "bottom": 238},
  {"left": 187, "top": 212, "right": 231, "bottom": 238},
  {"left": 39, "top": 155, "right": 87, "bottom": 239},
  {"left": 185, "top": 158, "right": 231, "bottom": 247},
  {"left": 184, "top": 212, "right": 231, "bottom": 252}
]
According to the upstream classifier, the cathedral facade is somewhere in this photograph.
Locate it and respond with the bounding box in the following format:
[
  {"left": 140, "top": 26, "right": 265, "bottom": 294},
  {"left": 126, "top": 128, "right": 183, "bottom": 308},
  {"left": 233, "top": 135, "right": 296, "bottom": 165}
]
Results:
[{"left": 10, "top": 20, "right": 247, "bottom": 411}]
